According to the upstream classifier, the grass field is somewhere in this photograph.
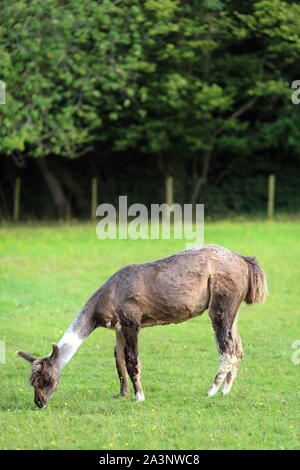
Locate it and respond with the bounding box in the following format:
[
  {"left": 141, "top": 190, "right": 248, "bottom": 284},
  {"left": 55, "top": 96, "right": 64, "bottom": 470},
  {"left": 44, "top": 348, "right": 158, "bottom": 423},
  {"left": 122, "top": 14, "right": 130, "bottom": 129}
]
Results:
[{"left": 0, "top": 220, "right": 299, "bottom": 450}]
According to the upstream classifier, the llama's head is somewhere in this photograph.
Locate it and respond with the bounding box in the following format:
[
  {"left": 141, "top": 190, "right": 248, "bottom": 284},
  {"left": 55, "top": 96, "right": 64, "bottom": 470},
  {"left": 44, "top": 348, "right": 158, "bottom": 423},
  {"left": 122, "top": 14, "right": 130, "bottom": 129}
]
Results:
[{"left": 17, "top": 344, "right": 61, "bottom": 408}]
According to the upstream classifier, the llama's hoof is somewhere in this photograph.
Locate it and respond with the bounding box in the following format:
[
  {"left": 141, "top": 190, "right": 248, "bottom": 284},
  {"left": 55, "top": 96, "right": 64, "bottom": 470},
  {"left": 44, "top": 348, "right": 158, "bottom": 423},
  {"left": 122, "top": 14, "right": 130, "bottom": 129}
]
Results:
[
  {"left": 221, "top": 382, "right": 232, "bottom": 395},
  {"left": 113, "top": 393, "right": 127, "bottom": 399},
  {"left": 207, "top": 384, "right": 219, "bottom": 397},
  {"left": 135, "top": 392, "right": 145, "bottom": 402}
]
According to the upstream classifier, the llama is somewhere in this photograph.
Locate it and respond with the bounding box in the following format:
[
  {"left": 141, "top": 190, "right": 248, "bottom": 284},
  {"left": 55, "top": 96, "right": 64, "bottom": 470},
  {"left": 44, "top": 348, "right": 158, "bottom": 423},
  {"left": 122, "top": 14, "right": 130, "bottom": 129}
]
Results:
[{"left": 17, "top": 244, "right": 266, "bottom": 408}]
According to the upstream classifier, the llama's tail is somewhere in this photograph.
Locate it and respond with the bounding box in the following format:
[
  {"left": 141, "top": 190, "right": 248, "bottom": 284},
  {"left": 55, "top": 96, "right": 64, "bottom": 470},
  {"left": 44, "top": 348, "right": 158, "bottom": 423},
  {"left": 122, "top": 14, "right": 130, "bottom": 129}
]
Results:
[{"left": 241, "top": 255, "right": 267, "bottom": 304}]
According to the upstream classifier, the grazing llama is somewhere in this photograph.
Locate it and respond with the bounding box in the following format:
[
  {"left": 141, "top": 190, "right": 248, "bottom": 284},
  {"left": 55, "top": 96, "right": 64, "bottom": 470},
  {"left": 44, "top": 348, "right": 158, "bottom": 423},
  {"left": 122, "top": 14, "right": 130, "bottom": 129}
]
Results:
[{"left": 17, "top": 244, "right": 266, "bottom": 408}]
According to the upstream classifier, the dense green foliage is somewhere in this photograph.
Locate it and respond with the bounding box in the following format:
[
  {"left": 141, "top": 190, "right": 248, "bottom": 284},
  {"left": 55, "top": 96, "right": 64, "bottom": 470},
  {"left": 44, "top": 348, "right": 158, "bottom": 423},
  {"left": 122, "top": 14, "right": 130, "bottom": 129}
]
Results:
[
  {"left": 0, "top": 0, "right": 300, "bottom": 216},
  {"left": 1, "top": 221, "right": 299, "bottom": 449}
]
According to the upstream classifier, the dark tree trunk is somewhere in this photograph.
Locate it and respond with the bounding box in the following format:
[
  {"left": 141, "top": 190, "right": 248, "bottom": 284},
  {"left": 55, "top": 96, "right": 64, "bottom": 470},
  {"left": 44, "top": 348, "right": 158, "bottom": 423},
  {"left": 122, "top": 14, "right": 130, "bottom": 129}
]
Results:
[
  {"left": 0, "top": 181, "right": 9, "bottom": 219},
  {"left": 50, "top": 159, "right": 87, "bottom": 215},
  {"left": 191, "top": 144, "right": 214, "bottom": 205},
  {"left": 37, "top": 158, "right": 70, "bottom": 219}
]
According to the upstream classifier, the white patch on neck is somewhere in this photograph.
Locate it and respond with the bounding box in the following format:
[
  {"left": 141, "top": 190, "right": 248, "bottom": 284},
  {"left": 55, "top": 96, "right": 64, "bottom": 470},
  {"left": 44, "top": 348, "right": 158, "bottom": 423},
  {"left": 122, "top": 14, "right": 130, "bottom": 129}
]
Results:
[{"left": 57, "top": 331, "right": 83, "bottom": 368}]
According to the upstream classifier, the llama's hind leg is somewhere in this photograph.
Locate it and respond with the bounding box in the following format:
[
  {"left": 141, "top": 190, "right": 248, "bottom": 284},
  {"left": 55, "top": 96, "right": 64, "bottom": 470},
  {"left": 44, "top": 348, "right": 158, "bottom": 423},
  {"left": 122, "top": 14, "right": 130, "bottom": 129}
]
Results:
[
  {"left": 208, "top": 289, "right": 242, "bottom": 397},
  {"left": 207, "top": 347, "right": 237, "bottom": 396},
  {"left": 222, "top": 327, "right": 243, "bottom": 395},
  {"left": 221, "top": 364, "right": 238, "bottom": 395},
  {"left": 114, "top": 331, "right": 129, "bottom": 398}
]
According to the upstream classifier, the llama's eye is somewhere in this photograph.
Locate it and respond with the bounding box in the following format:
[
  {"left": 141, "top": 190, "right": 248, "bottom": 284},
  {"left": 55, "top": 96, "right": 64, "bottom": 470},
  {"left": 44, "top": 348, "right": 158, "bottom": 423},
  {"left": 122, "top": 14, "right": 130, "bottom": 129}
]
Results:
[{"left": 44, "top": 379, "right": 52, "bottom": 387}]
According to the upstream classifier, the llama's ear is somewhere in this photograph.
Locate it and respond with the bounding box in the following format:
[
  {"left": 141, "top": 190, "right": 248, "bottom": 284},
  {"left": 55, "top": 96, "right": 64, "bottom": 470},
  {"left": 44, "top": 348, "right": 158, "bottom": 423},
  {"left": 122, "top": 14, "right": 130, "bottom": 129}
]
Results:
[
  {"left": 49, "top": 344, "right": 59, "bottom": 364},
  {"left": 16, "top": 351, "right": 36, "bottom": 363}
]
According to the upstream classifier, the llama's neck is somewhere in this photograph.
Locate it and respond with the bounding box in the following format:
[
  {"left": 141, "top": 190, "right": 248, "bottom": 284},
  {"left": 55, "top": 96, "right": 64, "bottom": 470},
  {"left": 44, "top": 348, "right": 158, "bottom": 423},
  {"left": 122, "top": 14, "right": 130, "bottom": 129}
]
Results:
[
  {"left": 56, "top": 327, "right": 84, "bottom": 369},
  {"left": 55, "top": 299, "right": 98, "bottom": 370}
]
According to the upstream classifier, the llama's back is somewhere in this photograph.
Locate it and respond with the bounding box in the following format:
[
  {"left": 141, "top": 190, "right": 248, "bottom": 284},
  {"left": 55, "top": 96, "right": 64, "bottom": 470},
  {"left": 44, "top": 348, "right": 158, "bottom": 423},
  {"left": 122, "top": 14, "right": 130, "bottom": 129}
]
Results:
[
  {"left": 141, "top": 244, "right": 265, "bottom": 309},
  {"left": 102, "top": 244, "right": 265, "bottom": 321}
]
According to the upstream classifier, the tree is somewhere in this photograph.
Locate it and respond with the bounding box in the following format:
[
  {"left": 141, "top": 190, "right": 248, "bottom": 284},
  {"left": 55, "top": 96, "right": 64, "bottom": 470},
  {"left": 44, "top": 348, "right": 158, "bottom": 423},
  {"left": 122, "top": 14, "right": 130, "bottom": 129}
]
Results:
[{"left": 1, "top": 0, "right": 300, "bottom": 217}]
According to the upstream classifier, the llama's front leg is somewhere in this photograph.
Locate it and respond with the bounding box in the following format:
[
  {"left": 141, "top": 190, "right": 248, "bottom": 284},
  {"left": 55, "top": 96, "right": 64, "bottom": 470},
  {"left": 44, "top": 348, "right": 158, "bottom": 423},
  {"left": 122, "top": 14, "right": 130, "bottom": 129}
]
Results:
[
  {"left": 122, "top": 322, "right": 145, "bottom": 402},
  {"left": 114, "top": 331, "right": 129, "bottom": 398}
]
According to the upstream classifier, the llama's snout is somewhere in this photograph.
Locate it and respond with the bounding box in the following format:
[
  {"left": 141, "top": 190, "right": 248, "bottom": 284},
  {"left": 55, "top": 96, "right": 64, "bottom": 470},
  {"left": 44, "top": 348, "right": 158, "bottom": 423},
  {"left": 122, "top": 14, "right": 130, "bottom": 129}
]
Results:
[
  {"left": 34, "top": 390, "right": 47, "bottom": 408},
  {"left": 34, "top": 397, "right": 46, "bottom": 408}
]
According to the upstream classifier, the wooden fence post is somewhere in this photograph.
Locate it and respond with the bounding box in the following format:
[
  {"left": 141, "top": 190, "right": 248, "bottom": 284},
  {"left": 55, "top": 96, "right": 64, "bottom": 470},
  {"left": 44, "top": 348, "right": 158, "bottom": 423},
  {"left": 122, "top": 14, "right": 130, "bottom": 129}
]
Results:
[
  {"left": 13, "top": 177, "right": 21, "bottom": 221},
  {"left": 91, "top": 177, "right": 98, "bottom": 220},
  {"left": 267, "top": 174, "right": 275, "bottom": 219},
  {"left": 165, "top": 175, "right": 174, "bottom": 207},
  {"left": 165, "top": 175, "right": 174, "bottom": 225}
]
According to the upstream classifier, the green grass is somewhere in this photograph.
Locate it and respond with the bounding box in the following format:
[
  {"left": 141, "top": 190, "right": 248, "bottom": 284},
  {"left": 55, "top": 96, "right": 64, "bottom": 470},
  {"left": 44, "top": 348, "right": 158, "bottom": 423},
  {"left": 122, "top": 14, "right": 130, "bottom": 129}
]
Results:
[{"left": 0, "top": 220, "right": 299, "bottom": 450}]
